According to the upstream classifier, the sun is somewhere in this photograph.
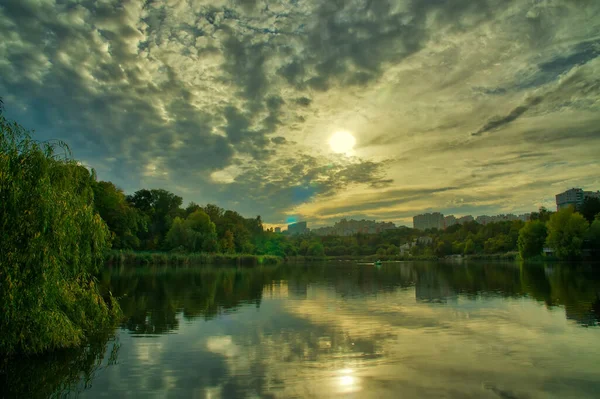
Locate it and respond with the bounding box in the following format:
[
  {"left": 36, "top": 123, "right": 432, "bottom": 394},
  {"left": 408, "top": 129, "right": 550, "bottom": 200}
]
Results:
[{"left": 329, "top": 131, "right": 356, "bottom": 154}]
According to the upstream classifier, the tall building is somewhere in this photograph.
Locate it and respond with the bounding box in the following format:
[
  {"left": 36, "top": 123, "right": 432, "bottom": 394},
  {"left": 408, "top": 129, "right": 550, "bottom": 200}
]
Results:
[
  {"left": 556, "top": 188, "right": 600, "bottom": 210},
  {"left": 444, "top": 215, "right": 457, "bottom": 229},
  {"left": 556, "top": 188, "right": 584, "bottom": 210},
  {"left": 457, "top": 215, "right": 474, "bottom": 224},
  {"left": 413, "top": 212, "right": 444, "bottom": 230},
  {"left": 287, "top": 221, "right": 308, "bottom": 235}
]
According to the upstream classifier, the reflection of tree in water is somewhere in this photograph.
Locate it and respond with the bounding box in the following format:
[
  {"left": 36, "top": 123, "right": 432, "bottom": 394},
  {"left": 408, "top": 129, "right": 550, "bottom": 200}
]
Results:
[
  {"left": 415, "top": 268, "right": 457, "bottom": 303},
  {"left": 280, "top": 263, "right": 418, "bottom": 298},
  {"left": 423, "top": 262, "right": 600, "bottom": 327},
  {"left": 105, "top": 266, "right": 280, "bottom": 335},
  {"left": 543, "top": 266, "right": 600, "bottom": 327},
  {"left": 104, "top": 262, "right": 600, "bottom": 337},
  {"left": 0, "top": 332, "right": 119, "bottom": 398},
  {"left": 270, "top": 262, "right": 600, "bottom": 327}
]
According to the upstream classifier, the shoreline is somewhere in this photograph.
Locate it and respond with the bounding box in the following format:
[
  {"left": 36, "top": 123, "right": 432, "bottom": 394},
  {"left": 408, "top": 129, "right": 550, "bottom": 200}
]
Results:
[
  {"left": 104, "top": 250, "right": 600, "bottom": 267},
  {"left": 104, "top": 250, "right": 282, "bottom": 267}
]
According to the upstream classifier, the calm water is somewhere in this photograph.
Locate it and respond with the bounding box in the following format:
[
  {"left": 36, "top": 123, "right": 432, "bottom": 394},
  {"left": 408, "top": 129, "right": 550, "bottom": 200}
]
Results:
[{"left": 4, "top": 262, "right": 600, "bottom": 398}]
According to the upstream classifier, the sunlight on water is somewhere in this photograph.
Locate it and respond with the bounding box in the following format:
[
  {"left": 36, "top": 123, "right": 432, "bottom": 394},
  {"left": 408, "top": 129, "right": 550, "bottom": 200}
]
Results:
[{"left": 5, "top": 262, "right": 600, "bottom": 398}]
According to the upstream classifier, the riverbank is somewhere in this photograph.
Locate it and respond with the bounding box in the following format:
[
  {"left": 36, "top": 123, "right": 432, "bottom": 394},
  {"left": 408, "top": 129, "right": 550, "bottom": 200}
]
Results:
[{"left": 105, "top": 250, "right": 283, "bottom": 267}]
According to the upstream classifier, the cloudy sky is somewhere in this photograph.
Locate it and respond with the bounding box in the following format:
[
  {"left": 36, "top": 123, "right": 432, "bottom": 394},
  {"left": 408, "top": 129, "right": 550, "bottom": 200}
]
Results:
[{"left": 1, "top": 0, "right": 599, "bottom": 227}]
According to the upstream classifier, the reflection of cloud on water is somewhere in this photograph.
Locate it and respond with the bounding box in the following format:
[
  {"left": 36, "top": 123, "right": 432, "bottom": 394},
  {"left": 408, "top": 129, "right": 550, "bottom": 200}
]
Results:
[
  {"left": 206, "top": 336, "right": 239, "bottom": 358},
  {"left": 84, "top": 271, "right": 600, "bottom": 399},
  {"left": 277, "top": 286, "right": 600, "bottom": 398}
]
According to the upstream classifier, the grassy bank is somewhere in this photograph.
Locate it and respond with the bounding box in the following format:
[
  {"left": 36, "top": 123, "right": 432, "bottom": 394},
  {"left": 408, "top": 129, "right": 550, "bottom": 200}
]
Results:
[{"left": 105, "top": 250, "right": 282, "bottom": 267}]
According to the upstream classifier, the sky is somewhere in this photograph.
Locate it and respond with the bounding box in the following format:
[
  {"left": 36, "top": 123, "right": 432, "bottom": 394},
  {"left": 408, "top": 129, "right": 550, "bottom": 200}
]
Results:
[{"left": 1, "top": 0, "right": 599, "bottom": 228}]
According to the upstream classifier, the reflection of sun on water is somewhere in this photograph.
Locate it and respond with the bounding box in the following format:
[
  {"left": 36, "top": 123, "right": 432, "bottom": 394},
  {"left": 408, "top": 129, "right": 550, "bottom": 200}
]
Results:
[
  {"left": 339, "top": 375, "right": 355, "bottom": 386},
  {"left": 335, "top": 368, "right": 360, "bottom": 394}
]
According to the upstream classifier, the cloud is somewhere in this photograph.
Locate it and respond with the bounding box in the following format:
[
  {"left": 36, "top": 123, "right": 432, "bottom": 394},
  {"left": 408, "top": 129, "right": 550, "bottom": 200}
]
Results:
[
  {"left": 1, "top": 0, "right": 600, "bottom": 226},
  {"left": 472, "top": 96, "right": 543, "bottom": 136}
]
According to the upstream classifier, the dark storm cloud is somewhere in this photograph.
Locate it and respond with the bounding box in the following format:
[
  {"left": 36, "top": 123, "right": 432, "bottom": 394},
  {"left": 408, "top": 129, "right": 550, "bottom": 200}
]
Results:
[{"left": 263, "top": 0, "right": 514, "bottom": 98}]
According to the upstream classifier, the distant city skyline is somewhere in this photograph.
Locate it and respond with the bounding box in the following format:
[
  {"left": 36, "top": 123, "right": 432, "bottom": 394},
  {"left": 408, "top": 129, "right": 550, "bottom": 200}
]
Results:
[{"left": 270, "top": 186, "right": 599, "bottom": 231}]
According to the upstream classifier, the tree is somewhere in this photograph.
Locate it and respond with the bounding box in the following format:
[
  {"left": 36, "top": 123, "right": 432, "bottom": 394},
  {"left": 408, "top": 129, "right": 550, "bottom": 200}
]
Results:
[
  {"left": 463, "top": 239, "right": 475, "bottom": 255},
  {"left": 92, "top": 181, "right": 146, "bottom": 249},
  {"left": 185, "top": 201, "right": 201, "bottom": 217},
  {"left": 580, "top": 197, "right": 600, "bottom": 224},
  {"left": 386, "top": 244, "right": 399, "bottom": 255},
  {"left": 203, "top": 204, "right": 224, "bottom": 225},
  {"left": 127, "top": 189, "right": 183, "bottom": 249},
  {"left": 546, "top": 207, "right": 589, "bottom": 260},
  {"left": 518, "top": 220, "right": 547, "bottom": 259},
  {"left": 184, "top": 210, "right": 217, "bottom": 252},
  {"left": 585, "top": 218, "right": 600, "bottom": 253},
  {"left": 435, "top": 240, "right": 452, "bottom": 257},
  {"left": 0, "top": 108, "right": 118, "bottom": 354},
  {"left": 165, "top": 217, "right": 189, "bottom": 251},
  {"left": 220, "top": 230, "right": 236, "bottom": 253},
  {"left": 307, "top": 242, "right": 325, "bottom": 257},
  {"left": 530, "top": 206, "right": 553, "bottom": 223}
]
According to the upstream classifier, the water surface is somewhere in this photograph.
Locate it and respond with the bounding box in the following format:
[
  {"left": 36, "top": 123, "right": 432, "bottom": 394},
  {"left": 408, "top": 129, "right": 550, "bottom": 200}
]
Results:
[{"left": 5, "top": 262, "right": 600, "bottom": 398}]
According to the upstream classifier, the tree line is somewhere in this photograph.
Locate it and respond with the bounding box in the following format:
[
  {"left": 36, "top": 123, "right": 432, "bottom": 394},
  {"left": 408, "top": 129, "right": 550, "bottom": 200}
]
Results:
[{"left": 94, "top": 172, "right": 600, "bottom": 261}]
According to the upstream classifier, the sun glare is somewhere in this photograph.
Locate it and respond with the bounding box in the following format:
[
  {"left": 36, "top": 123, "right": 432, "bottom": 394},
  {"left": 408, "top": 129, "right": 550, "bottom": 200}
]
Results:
[{"left": 329, "top": 131, "right": 356, "bottom": 154}]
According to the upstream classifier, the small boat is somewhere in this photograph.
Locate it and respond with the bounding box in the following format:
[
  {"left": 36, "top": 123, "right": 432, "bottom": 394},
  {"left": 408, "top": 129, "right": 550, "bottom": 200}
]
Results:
[{"left": 374, "top": 260, "right": 382, "bottom": 267}]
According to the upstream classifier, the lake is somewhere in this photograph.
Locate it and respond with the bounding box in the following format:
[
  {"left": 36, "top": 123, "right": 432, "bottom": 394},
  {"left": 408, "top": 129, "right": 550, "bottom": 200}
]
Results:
[{"left": 4, "top": 262, "right": 600, "bottom": 398}]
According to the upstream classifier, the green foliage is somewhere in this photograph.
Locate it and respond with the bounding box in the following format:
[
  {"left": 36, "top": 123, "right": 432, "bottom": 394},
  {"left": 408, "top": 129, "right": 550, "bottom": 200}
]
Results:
[
  {"left": 184, "top": 210, "right": 218, "bottom": 252},
  {"left": 518, "top": 220, "right": 548, "bottom": 259},
  {"left": 463, "top": 238, "right": 476, "bottom": 255},
  {"left": 529, "top": 206, "right": 554, "bottom": 223},
  {"left": 126, "top": 188, "right": 183, "bottom": 250},
  {"left": 92, "top": 180, "right": 146, "bottom": 249},
  {"left": 580, "top": 197, "right": 600, "bottom": 224},
  {"left": 585, "top": 219, "right": 600, "bottom": 251},
  {"left": 0, "top": 110, "right": 119, "bottom": 355},
  {"left": 307, "top": 242, "right": 325, "bottom": 257},
  {"left": 165, "top": 210, "right": 218, "bottom": 252},
  {"left": 165, "top": 217, "right": 189, "bottom": 250},
  {"left": 220, "top": 230, "right": 236, "bottom": 254},
  {"left": 104, "top": 250, "right": 282, "bottom": 267},
  {"left": 546, "top": 207, "right": 589, "bottom": 260},
  {"left": 435, "top": 240, "right": 452, "bottom": 257}
]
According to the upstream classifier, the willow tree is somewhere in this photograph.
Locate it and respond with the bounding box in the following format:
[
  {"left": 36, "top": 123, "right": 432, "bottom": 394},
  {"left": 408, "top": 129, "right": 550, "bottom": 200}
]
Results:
[{"left": 0, "top": 103, "right": 119, "bottom": 354}]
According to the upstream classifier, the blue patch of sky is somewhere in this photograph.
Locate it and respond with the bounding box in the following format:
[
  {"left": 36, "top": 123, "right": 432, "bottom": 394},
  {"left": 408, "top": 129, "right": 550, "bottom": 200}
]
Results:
[
  {"left": 291, "top": 185, "right": 316, "bottom": 204},
  {"left": 473, "top": 39, "right": 600, "bottom": 95},
  {"left": 516, "top": 39, "right": 600, "bottom": 90}
]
